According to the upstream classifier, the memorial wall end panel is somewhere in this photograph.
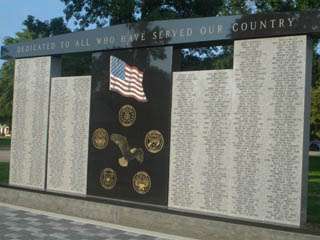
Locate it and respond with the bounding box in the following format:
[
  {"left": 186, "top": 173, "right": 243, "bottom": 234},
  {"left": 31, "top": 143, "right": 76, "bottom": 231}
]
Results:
[
  {"left": 10, "top": 57, "right": 53, "bottom": 189},
  {"left": 169, "top": 35, "right": 309, "bottom": 227}
]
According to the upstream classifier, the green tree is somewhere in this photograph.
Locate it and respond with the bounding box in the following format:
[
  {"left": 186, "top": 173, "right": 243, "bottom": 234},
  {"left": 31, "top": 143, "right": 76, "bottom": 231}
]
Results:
[
  {"left": 254, "top": 0, "right": 320, "bottom": 12},
  {"left": 23, "top": 15, "right": 70, "bottom": 38},
  {"left": 0, "top": 60, "right": 14, "bottom": 126},
  {"left": 62, "top": 0, "right": 320, "bottom": 139},
  {"left": 61, "top": 0, "right": 248, "bottom": 28},
  {"left": 0, "top": 16, "right": 70, "bottom": 127},
  {"left": 60, "top": 0, "right": 245, "bottom": 71},
  {"left": 311, "top": 84, "right": 320, "bottom": 139},
  {"left": 311, "top": 53, "right": 320, "bottom": 139}
]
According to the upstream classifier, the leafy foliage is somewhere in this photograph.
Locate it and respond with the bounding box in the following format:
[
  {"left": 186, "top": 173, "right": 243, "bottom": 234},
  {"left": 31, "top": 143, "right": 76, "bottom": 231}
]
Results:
[
  {"left": 1, "top": 1, "right": 320, "bottom": 137},
  {"left": 23, "top": 15, "right": 70, "bottom": 38},
  {"left": 0, "top": 16, "right": 70, "bottom": 127},
  {"left": 311, "top": 85, "right": 320, "bottom": 139},
  {"left": 61, "top": 0, "right": 231, "bottom": 28},
  {"left": 255, "top": 0, "right": 320, "bottom": 12},
  {"left": 0, "top": 61, "right": 14, "bottom": 126}
]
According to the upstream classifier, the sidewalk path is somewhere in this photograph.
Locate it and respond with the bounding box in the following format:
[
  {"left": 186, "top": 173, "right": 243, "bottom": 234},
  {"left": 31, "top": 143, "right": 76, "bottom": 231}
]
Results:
[
  {"left": 0, "top": 149, "right": 10, "bottom": 162},
  {"left": 0, "top": 203, "right": 196, "bottom": 240}
]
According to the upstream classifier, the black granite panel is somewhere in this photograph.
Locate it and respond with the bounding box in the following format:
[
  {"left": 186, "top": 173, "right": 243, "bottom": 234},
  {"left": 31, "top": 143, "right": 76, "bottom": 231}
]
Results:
[
  {"left": 87, "top": 46, "right": 172, "bottom": 205},
  {"left": 3, "top": 11, "right": 320, "bottom": 59}
]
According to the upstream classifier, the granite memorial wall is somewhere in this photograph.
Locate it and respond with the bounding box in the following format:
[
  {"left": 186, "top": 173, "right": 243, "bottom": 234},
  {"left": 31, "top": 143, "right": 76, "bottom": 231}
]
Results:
[
  {"left": 169, "top": 35, "right": 310, "bottom": 226},
  {"left": 2, "top": 11, "right": 313, "bottom": 228}
]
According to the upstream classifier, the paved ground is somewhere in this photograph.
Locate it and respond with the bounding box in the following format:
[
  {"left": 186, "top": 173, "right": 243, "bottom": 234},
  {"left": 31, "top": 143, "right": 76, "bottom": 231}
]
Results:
[
  {"left": 0, "top": 149, "right": 10, "bottom": 162},
  {"left": 310, "top": 151, "right": 320, "bottom": 157},
  {"left": 0, "top": 203, "right": 195, "bottom": 240}
]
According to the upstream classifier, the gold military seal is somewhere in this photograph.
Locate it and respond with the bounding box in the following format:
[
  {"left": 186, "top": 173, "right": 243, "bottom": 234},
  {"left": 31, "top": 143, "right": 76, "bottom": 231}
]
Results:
[
  {"left": 132, "top": 171, "right": 151, "bottom": 194},
  {"left": 100, "top": 168, "right": 117, "bottom": 190},
  {"left": 119, "top": 105, "right": 136, "bottom": 127},
  {"left": 92, "top": 128, "right": 109, "bottom": 149},
  {"left": 144, "top": 130, "right": 164, "bottom": 153}
]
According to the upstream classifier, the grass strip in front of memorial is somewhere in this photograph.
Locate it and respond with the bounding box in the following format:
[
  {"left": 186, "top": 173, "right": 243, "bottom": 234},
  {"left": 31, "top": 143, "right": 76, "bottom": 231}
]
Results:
[
  {"left": 0, "top": 137, "right": 11, "bottom": 148},
  {"left": 0, "top": 162, "right": 9, "bottom": 184},
  {"left": 308, "top": 155, "right": 320, "bottom": 224}
]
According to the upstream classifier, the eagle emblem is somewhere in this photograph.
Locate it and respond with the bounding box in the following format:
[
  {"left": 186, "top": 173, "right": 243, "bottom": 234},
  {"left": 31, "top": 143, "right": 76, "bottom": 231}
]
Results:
[{"left": 110, "top": 134, "right": 144, "bottom": 167}]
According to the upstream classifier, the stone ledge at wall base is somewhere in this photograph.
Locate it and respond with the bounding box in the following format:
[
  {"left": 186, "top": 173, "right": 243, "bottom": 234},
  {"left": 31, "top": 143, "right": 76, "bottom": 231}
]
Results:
[{"left": 0, "top": 187, "right": 319, "bottom": 240}]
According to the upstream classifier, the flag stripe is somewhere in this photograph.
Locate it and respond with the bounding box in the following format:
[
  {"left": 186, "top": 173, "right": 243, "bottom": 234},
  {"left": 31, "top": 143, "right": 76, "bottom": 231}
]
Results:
[
  {"left": 124, "top": 72, "right": 143, "bottom": 82},
  {"left": 110, "top": 75, "right": 144, "bottom": 91},
  {"left": 111, "top": 86, "right": 146, "bottom": 101},
  {"left": 125, "top": 69, "right": 143, "bottom": 79},
  {"left": 110, "top": 77, "right": 146, "bottom": 96},
  {"left": 110, "top": 85, "right": 147, "bottom": 102},
  {"left": 125, "top": 66, "right": 143, "bottom": 76},
  {"left": 123, "top": 72, "right": 143, "bottom": 81}
]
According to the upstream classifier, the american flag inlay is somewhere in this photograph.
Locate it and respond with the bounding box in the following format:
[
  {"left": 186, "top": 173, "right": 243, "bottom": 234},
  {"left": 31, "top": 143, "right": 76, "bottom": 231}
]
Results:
[{"left": 109, "top": 56, "right": 147, "bottom": 102}]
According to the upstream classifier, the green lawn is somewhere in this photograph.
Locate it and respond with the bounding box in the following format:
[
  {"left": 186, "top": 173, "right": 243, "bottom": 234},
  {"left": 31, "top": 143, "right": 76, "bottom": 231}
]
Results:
[
  {"left": 308, "top": 156, "right": 320, "bottom": 224},
  {"left": 0, "top": 137, "right": 11, "bottom": 147},
  {"left": 0, "top": 162, "right": 9, "bottom": 184}
]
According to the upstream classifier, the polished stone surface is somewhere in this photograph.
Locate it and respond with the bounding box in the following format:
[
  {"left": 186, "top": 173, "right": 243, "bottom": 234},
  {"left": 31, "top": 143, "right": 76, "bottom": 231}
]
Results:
[
  {"left": 3, "top": 10, "right": 320, "bottom": 59},
  {"left": 87, "top": 47, "right": 172, "bottom": 205}
]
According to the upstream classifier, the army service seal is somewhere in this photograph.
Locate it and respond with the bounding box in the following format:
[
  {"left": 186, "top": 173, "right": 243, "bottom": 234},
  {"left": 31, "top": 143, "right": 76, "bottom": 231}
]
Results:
[
  {"left": 132, "top": 171, "right": 151, "bottom": 194},
  {"left": 144, "top": 130, "right": 164, "bottom": 153},
  {"left": 92, "top": 128, "right": 109, "bottom": 149},
  {"left": 100, "top": 168, "right": 117, "bottom": 190},
  {"left": 119, "top": 105, "right": 136, "bottom": 127}
]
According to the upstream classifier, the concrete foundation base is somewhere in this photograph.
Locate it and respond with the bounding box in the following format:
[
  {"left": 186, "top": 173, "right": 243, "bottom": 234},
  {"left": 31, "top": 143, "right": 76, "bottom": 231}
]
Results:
[{"left": 0, "top": 186, "right": 319, "bottom": 240}]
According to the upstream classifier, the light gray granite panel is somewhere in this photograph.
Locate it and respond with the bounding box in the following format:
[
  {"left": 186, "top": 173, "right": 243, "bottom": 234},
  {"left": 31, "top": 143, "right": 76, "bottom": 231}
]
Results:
[
  {"left": 169, "top": 35, "right": 310, "bottom": 227},
  {"left": 10, "top": 57, "right": 60, "bottom": 190},
  {"left": 47, "top": 76, "right": 91, "bottom": 195}
]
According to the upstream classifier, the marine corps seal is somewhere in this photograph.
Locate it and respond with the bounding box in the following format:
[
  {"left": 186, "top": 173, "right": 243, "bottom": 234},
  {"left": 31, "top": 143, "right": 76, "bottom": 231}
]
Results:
[
  {"left": 144, "top": 130, "right": 164, "bottom": 153},
  {"left": 92, "top": 128, "right": 109, "bottom": 149},
  {"left": 119, "top": 105, "right": 136, "bottom": 127},
  {"left": 132, "top": 171, "right": 151, "bottom": 194},
  {"left": 100, "top": 168, "right": 117, "bottom": 190}
]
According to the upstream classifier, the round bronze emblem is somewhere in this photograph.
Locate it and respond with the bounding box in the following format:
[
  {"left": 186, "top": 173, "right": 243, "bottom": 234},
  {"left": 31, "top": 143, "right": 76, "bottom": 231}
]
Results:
[
  {"left": 132, "top": 171, "right": 151, "bottom": 194},
  {"left": 144, "top": 130, "right": 164, "bottom": 153},
  {"left": 100, "top": 168, "right": 117, "bottom": 190},
  {"left": 92, "top": 128, "right": 109, "bottom": 149},
  {"left": 119, "top": 105, "right": 136, "bottom": 127}
]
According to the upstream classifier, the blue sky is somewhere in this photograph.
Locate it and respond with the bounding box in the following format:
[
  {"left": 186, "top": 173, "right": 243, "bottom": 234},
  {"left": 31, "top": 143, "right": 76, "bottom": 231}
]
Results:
[{"left": 0, "top": 0, "right": 72, "bottom": 66}]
